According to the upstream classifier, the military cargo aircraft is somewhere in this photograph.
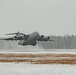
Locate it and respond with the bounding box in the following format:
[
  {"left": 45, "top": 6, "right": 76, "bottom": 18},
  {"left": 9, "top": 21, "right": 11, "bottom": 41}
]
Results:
[{"left": 0, "top": 31, "right": 54, "bottom": 46}]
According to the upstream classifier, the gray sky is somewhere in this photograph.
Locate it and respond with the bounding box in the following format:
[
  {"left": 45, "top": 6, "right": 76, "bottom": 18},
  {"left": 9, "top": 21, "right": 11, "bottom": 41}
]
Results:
[{"left": 0, "top": 0, "right": 76, "bottom": 37}]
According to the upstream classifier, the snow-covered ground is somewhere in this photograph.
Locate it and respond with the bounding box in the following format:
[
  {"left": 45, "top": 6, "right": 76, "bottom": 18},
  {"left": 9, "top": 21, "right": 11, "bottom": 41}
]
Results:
[
  {"left": 0, "top": 49, "right": 76, "bottom": 54},
  {"left": 0, "top": 63, "right": 76, "bottom": 75},
  {"left": 0, "top": 49, "right": 76, "bottom": 75}
]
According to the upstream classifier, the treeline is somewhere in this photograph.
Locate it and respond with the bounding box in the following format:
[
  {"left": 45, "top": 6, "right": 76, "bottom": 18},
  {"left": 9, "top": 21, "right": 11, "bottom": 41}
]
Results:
[
  {"left": 38, "top": 35, "right": 76, "bottom": 49},
  {"left": 0, "top": 35, "right": 76, "bottom": 49}
]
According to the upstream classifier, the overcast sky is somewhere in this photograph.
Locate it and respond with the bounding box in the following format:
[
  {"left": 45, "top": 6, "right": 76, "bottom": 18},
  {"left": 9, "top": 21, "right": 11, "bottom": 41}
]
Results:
[{"left": 0, "top": 0, "right": 76, "bottom": 37}]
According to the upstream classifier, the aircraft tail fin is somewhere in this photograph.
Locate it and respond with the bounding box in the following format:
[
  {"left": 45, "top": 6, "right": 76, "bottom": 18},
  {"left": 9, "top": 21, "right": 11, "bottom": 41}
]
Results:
[{"left": 5, "top": 31, "right": 25, "bottom": 35}]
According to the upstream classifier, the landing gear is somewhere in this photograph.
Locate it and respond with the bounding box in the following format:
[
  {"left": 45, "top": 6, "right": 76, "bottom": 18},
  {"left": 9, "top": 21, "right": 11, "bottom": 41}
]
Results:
[
  {"left": 32, "top": 44, "right": 36, "bottom": 46},
  {"left": 23, "top": 45, "right": 25, "bottom": 46},
  {"left": 23, "top": 43, "right": 25, "bottom": 46},
  {"left": 32, "top": 42, "right": 37, "bottom": 46}
]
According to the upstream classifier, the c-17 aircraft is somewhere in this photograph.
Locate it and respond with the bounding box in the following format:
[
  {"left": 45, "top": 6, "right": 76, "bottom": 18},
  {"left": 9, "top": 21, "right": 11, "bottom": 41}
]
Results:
[{"left": 0, "top": 31, "right": 54, "bottom": 46}]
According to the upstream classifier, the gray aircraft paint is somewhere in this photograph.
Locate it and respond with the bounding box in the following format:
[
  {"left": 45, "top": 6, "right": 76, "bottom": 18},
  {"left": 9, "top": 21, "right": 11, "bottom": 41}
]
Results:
[{"left": 18, "top": 32, "right": 39, "bottom": 46}]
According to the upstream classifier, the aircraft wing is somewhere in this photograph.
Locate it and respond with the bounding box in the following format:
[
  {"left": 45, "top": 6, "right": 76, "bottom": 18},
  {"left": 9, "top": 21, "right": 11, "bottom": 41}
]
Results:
[
  {"left": 0, "top": 36, "right": 27, "bottom": 41},
  {"left": 0, "top": 37, "right": 14, "bottom": 41},
  {"left": 37, "top": 35, "right": 55, "bottom": 42}
]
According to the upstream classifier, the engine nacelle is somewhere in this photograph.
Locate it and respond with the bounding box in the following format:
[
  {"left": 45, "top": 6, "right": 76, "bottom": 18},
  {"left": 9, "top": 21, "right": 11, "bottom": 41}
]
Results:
[
  {"left": 13, "top": 36, "right": 17, "bottom": 39},
  {"left": 21, "top": 35, "right": 26, "bottom": 38},
  {"left": 12, "top": 36, "right": 18, "bottom": 41},
  {"left": 27, "top": 35, "right": 29, "bottom": 37},
  {"left": 47, "top": 37, "right": 50, "bottom": 40},
  {"left": 41, "top": 35, "right": 44, "bottom": 38},
  {"left": 24, "top": 35, "right": 26, "bottom": 37}
]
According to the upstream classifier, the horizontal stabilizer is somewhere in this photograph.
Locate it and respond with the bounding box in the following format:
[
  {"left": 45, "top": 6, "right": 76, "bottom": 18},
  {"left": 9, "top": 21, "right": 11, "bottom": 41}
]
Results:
[
  {"left": 5, "top": 31, "right": 25, "bottom": 35},
  {"left": 6, "top": 33, "right": 17, "bottom": 35}
]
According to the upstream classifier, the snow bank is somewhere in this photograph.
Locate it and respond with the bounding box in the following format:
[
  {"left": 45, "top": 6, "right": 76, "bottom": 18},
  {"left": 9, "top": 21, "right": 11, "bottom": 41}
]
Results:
[{"left": 0, "top": 49, "right": 76, "bottom": 54}]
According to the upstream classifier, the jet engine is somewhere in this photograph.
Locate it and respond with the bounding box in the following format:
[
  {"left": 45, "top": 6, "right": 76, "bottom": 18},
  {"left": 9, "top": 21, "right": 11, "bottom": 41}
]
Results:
[
  {"left": 21, "top": 35, "right": 26, "bottom": 38},
  {"left": 38, "top": 35, "right": 44, "bottom": 41},
  {"left": 41, "top": 35, "right": 44, "bottom": 37},
  {"left": 24, "top": 35, "right": 26, "bottom": 37},
  {"left": 27, "top": 35, "right": 29, "bottom": 37},
  {"left": 47, "top": 37, "right": 50, "bottom": 40},
  {"left": 13, "top": 36, "right": 17, "bottom": 39}
]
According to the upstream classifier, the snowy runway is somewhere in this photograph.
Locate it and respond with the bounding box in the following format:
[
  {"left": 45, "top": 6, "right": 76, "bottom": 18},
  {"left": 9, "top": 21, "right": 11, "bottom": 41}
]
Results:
[{"left": 0, "top": 63, "right": 76, "bottom": 75}]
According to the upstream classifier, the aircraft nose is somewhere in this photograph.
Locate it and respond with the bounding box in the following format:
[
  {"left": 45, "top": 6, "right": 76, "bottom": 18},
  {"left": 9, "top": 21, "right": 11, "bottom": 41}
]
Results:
[{"left": 36, "top": 32, "right": 39, "bottom": 36}]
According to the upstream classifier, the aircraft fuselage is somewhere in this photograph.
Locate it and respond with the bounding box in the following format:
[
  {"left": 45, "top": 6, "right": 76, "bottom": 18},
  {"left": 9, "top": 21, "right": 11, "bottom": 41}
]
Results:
[{"left": 18, "top": 32, "right": 39, "bottom": 46}]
